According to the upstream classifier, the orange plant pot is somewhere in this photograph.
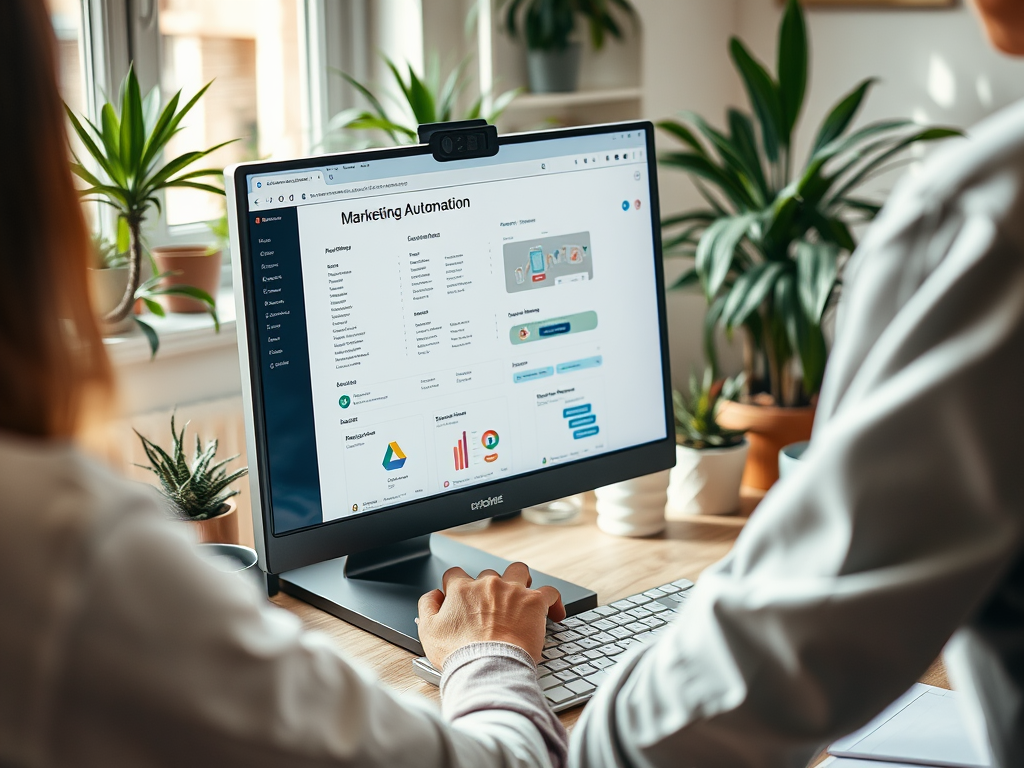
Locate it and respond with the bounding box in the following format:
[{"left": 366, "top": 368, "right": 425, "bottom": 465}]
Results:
[
  {"left": 717, "top": 401, "right": 815, "bottom": 491},
  {"left": 183, "top": 500, "right": 239, "bottom": 545},
  {"left": 151, "top": 246, "right": 222, "bottom": 313}
]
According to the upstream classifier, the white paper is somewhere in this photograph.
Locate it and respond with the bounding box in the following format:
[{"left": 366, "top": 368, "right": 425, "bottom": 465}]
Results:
[{"left": 829, "top": 684, "right": 992, "bottom": 768}]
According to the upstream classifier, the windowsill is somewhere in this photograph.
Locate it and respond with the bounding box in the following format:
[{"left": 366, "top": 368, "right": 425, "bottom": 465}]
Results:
[{"left": 103, "top": 288, "right": 238, "bottom": 367}]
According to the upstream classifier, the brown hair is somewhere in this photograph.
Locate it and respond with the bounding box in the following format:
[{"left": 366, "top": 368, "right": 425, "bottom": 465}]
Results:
[{"left": 0, "top": 0, "right": 112, "bottom": 438}]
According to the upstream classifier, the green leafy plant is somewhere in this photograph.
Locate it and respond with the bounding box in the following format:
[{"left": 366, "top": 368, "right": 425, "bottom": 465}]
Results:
[
  {"left": 135, "top": 414, "right": 248, "bottom": 521},
  {"left": 659, "top": 0, "right": 962, "bottom": 407},
  {"left": 501, "top": 0, "right": 636, "bottom": 51},
  {"left": 325, "top": 54, "right": 519, "bottom": 149},
  {"left": 674, "top": 367, "right": 746, "bottom": 450},
  {"left": 66, "top": 65, "right": 234, "bottom": 322},
  {"left": 91, "top": 232, "right": 128, "bottom": 269}
]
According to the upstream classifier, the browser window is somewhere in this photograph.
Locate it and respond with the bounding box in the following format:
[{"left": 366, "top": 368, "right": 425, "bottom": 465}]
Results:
[{"left": 243, "top": 130, "right": 666, "bottom": 533}]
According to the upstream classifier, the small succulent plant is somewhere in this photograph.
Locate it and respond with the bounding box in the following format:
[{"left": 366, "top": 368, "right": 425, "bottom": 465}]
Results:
[
  {"left": 136, "top": 414, "right": 248, "bottom": 521},
  {"left": 674, "top": 367, "right": 746, "bottom": 450}
]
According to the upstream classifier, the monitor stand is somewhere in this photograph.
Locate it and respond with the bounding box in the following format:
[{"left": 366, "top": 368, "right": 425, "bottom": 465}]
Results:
[{"left": 278, "top": 532, "right": 597, "bottom": 655}]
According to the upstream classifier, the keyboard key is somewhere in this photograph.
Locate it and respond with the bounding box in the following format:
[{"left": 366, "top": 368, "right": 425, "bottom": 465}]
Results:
[
  {"left": 672, "top": 578, "right": 695, "bottom": 591},
  {"left": 626, "top": 606, "right": 653, "bottom": 619},
  {"left": 538, "top": 675, "right": 560, "bottom": 690},
  {"left": 644, "top": 588, "right": 668, "bottom": 598},
  {"left": 603, "top": 643, "right": 626, "bottom": 655},
  {"left": 647, "top": 601, "right": 670, "bottom": 613},
  {"left": 611, "top": 599, "right": 634, "bottom": 610},
  {"left": 542, "top": 648, "right": 564, "bottom": 660},
  {"left": 626, "top": 622, "right": 648, "bottom": 634},
  {"left": 560, "top": 642, "right": 584, "bottom": 655},
  {"left": 657, "top": 584, "right": 681, "bottom": 594},
  {"left": 576, "top": 624, "right": 600, "bottom": 637},
  {"left": 609, "top": 627, "right": 632, "bottom": 639},
  {"left": 564, "top": 654, "right": 588, "bottom": 665},
  {"left": 561, "top": 617, "right": 584, "bottom": 629},
  {"left": 577, "top": 637, "right": 602, "bottom": 650},
  {"left": 593, "top": 605, "right": 618, "bottom": 617},
  {"left": 540, "top": 658, "right": 570, "bottom": 673},
  {"left": 591, "top": 657, "right": 615, "bottom": 669},
  {"left": 617, "top": 638, "right": 640, "bottom": 648},
  {"left": 592, "top": 632, "right": 615, "bottom": 644},
  {"left": 554, "top": 669, "right": 578, "bottom": 682},
  {"left": 554, "top": 630, "right": 582, "bottom": 643},
  {"left": 546, "top": 619, "right": 566, "bottom": 631},
  {"left": 576, "top": 610, "right": 602, "bottom": 622},
  {"left": 584, "top": 649, "right": 605, "bottom": 660},
  {"left": 627, "top": 594, "right": 652, "bottom": 606},
  {"left": 585, "top": 670, "right": 610, "bottom": 686},
  {"left": 565, "top": 678, "right": 596, "bottom": 695},
  {"left": 641, "top": 616, "right": 666, "bottom": 628},
  {"left": 544, "top": 637, "right": 560, "bottom": 649},
  {"left": 610, "top": 614, "right": 634, "bottom": 626},
  {"left": 592, "top": 619, "right": 616, "bottom": 631},
  {"left": 571, "top": 663, "right": 598, "bottom": 677},
  {"left": 544, "top": 686, "right": 574, "bottom": 704}
]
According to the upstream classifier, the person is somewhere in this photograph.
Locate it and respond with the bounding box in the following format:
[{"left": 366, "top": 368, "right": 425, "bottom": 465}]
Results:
[
  {"left": 0, "top": 2, "right": 570, "bottom": 767},
  {"left": 564, "top": 1, "right": 1024, "bottom": 765}
]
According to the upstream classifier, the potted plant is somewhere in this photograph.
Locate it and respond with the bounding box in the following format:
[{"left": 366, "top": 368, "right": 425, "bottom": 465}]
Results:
[
  {"left": 65, "top": 65, "right": 231, "bottom": 324},
  {"left": 325, "top": 53, "right": 519, "bottom": 150},
  {"left": 658, "top": 0, "right": 961, "bottom": 488},
  {"left": 135, "top": 414, "right": 248, "bottom": 545},
  {"left": 500, "top": 0, "right": 636, "bottom": 93},
  {"left": 667, "top": 368, "right": 748, "bottom": 516},
  {"left": 88, "top": 236, "right": 220, "bottom": 358}
]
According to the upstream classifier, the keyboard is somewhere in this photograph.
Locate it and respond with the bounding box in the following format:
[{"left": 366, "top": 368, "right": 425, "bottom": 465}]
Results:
[{"left": 411, "top": 577, "right": 694, "bottom": 712}]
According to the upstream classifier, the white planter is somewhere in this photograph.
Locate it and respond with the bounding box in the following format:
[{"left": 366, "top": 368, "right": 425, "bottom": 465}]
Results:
[
  {"left": 87, "top": 267, "right": 134, "bottom": 334},
  {"left": 667, "top": 441, "right": 749, "bottom": 516},
  {"left": 594, "top": 470, "right": 670, "bottom": 537}
]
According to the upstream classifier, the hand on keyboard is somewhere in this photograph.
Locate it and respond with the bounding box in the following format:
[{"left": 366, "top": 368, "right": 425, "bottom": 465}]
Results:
[{"left": 417, "top": 561, "right": 566, "bottom": 669}]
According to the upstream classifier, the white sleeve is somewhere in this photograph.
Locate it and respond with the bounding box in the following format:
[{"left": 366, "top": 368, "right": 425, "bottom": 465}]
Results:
[
  {"left": 45, "top": 509, "right": 564, "bottom": 768},
  {"left": 570, "top": 207, "right": 1024, "bottom": 766}
]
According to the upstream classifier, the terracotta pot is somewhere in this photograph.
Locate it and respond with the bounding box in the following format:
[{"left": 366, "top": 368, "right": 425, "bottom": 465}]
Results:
[
  {"left": 87, "top": 267, "right": 135, "bottom": 334},
  {"left": 183, "top": 499, "right": 239, "bottom": 544},
  {"left": 717, "top": 401, "right": 815, "bottom": 490},
  {"left": 151, "top": 246, "right": 222, "bottom": 313}
]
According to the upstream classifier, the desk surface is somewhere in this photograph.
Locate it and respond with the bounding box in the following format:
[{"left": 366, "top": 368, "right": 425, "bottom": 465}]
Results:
[{"left": 271, "top": 490, "right": 948, "bottom": 738}]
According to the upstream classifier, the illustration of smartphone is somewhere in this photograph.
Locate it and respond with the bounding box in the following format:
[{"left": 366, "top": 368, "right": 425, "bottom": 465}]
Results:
[{"left": 529, "top": 246, "right": 546, "bottom": 274}]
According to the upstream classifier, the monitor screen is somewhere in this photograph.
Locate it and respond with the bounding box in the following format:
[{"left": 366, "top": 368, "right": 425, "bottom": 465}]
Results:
[{"left": 236, "top": 126, "right": 668, "bottom": 536}]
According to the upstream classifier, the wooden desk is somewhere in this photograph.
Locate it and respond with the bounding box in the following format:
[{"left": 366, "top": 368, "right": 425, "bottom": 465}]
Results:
[{"left": 271, "top": 491, "right": 947, "bottom": 738}]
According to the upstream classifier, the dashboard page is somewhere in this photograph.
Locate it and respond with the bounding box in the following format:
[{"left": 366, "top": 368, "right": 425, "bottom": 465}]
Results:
[{"left": 243, "top": 129, "right": 667, "bottom": 533}]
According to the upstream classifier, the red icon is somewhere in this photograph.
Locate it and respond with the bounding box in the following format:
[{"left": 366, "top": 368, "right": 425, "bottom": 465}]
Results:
[
  {"left": 634, "top": 200, "right": 642, "bottom": 210},
  {"left": 255, "top": 217, "right": 260, "bottom": 224},
  {"left": 532, "top": 273, "right": 546, "bottom": 282},
  {"left": 443, "top": 480, "right": 450, "bottom": 488}
]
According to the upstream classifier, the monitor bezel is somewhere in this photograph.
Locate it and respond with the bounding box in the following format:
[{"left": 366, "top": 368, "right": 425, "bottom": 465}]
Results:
[{"left": 227, "top": 121, "right": 676, "bottom": 574}]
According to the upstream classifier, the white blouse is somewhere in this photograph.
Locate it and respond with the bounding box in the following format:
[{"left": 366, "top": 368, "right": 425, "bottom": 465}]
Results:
[{"left": 570, "top": 101, "right": 1024, "bottom": 766}]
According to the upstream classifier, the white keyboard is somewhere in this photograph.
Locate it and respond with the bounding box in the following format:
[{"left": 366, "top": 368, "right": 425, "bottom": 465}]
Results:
[{"left": 411, "top": 577, "right": 695, "bottom": 712}]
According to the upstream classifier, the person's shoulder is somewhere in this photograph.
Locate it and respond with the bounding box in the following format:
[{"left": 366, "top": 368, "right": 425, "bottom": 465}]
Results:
[
  {"left": 0, "top": 432, "right": 164, "bottom": 544},
  {"left": 901, "top": 100, "right": 1024, "bottom": 227}
]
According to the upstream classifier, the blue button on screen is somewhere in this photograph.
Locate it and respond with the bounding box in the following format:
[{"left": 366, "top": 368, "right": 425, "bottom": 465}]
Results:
[
  {"left": 563, "top": 405, "right": 592, "bottom": 418},
  {"left": 573, "top": 426, "right": 600, "bottom": 440}
]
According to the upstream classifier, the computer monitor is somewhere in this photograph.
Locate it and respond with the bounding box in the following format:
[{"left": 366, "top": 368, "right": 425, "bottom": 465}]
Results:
[{"left": 227, "top": 121, "right": 675, "bottom": 653}]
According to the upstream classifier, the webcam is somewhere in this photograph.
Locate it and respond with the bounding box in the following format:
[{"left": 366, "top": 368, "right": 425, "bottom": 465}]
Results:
[{"left": 419, "top": 119, "right": 499, "bottom": 162}]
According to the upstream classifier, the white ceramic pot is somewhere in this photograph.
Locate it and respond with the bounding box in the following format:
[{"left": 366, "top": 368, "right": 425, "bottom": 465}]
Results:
[
  {"left": 667, "top": 441, "right": 749, "bottom": 516},
  {"left": 594, "top": 470, "right": 670, "bottom": 537},
  {"left": 87, "top": 267, "right": 135, "bottom": 334}
]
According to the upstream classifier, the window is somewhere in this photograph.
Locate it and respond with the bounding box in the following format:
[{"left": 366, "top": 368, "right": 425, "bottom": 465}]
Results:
[
  {"left": 46, "top": 0, "right": 86, "bottom": 114},
  {"left": 157, "top": 0, "right": 305, "bottom": 227}
]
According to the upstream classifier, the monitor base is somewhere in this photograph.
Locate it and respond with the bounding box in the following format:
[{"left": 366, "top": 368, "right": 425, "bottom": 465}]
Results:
[{"left": 278, "top": 532, "right": 597, "bottom": 655}]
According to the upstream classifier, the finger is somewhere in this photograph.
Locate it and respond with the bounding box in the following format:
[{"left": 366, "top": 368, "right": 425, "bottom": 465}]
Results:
[
  {"left": 536, "top": 585, "right": 566, "bottom": 622},
  {"left": 502, "top": 561, "right": 532, "bottom": 587},
  {"left": 417, "top": 589, "right": 444, "bottom": 621},
  {"left": 442, "top": 567, "right": 471, "bottom": 592},
  {"left": 477, "top": 568, "right": 501, "bottom": 580}
]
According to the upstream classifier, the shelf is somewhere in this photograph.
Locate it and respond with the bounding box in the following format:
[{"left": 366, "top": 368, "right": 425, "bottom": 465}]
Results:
[{"left": 505, "top": 87, "right": 643, "bottom": 112}]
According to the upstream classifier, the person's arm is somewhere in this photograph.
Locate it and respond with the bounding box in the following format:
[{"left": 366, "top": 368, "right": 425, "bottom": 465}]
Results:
[
  {"left": 571, "top": 209, "right": 1024, "bottom": 766},
  {"left": 47, "top": 509, "right": 567, "bottom": 768}
]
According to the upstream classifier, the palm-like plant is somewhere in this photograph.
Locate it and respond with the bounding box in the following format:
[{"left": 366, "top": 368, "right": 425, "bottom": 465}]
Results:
[
  {"left": 325, "top": 54, "right": 519, "bottom": 149},
  {"left": 135, "top": 414, "right": 248, "bottom": 521},
  {"left": 501, "top": 0, "right": 636, "bottom": 51},
  {"left": 66, "top": 65, "right": 234, "bottom": 322},
  {"left": 659, "top": 0, "right": 962, "bottom": 407}
]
